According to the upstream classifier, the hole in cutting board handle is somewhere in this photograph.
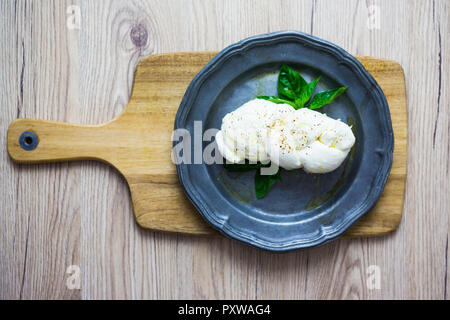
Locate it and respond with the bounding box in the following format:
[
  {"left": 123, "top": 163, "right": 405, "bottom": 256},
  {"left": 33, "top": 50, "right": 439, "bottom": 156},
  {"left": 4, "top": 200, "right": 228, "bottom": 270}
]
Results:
[{"left": 19, "top": 131, "right": 39, "bottom": 151}]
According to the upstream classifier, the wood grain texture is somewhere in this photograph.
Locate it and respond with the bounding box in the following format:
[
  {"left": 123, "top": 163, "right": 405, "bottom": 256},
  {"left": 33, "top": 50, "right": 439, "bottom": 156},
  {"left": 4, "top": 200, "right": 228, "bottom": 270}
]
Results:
[
  {"left": 7, "top": 53, "right": 407, "bottom": 237},
  {"left": 0, "top": 0, "right": 448, "bottom": 300}
]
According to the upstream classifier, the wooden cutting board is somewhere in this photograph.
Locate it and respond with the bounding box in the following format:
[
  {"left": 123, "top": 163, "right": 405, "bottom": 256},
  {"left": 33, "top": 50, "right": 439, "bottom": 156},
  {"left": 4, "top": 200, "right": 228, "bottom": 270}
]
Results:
[{"left": 7, "top": 52, "right": 407, "bottom": 237}]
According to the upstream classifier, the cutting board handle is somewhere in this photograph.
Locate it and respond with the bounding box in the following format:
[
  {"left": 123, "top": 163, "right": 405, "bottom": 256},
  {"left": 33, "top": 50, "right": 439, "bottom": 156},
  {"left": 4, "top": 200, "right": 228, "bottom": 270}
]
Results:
[{"left": 7, "top": 118, "right": 114, "bottom": 165}]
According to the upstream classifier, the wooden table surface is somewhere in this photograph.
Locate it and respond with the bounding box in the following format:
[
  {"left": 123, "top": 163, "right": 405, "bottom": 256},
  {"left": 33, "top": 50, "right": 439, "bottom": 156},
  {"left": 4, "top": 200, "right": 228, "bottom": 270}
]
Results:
[{"left": 0, "top": 0, "right": 448, "bottom": 300}]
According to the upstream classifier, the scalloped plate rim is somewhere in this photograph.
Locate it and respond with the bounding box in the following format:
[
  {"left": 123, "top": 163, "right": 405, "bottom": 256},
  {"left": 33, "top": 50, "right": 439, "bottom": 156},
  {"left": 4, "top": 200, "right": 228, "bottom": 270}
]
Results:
[{"left": 174, "top": 31, "right": 394, "bottom": 251}]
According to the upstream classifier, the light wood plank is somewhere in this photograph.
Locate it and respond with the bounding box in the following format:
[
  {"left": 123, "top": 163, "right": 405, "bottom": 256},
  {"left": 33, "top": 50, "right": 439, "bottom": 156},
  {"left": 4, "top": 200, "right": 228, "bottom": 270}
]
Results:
[{"left": 0, "top": 0, "right": 448, "bottom": 300}]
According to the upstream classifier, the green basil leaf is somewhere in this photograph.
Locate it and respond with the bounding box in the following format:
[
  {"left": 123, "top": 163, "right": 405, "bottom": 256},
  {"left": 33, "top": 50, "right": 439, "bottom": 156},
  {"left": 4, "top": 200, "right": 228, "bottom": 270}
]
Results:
[
  {"left": 277, "top": 64, "right": 307, "bottom": 100},
  {"left": 223, "top": 161, "right": 267, "bottom": 172},
  {"left": 257, "top": 96, "right": 297, "bottom": 108},
  {"left": 254, "top": 168, "right": 282, "bottom": 199},
  {"left": 307, "top": 86, "right": 348, "bottom": 110},
  {"left": 294, "top": 76, "right": 321, "bottom": 109}
]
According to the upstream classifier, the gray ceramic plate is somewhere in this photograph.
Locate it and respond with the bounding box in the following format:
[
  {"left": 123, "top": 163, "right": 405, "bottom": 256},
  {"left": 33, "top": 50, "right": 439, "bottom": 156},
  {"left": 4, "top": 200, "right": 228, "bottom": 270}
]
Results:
[{"left": 174, "top": 31, "right": 393, "bottom": 251}]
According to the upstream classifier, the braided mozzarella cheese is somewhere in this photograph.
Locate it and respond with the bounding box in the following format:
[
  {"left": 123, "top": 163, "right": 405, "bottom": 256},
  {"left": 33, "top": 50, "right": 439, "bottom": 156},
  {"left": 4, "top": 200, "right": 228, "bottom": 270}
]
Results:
[{"left": 215, "top": 99, "right": 355, "bottom": 173}]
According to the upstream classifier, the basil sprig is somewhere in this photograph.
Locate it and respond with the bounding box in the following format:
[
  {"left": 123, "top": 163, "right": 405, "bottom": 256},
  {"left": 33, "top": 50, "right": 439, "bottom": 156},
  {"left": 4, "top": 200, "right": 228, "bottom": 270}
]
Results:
[
  {"left": 222, "top": 65, "right": 348, "bottom": 199},
  {"left": 278, "top": 64, "right": 306, "bottom": 100},
  {"left": 296, "top": 76, "right": 321, "bottom": 108},
  {"left": 255, "top": 168, "right": 282, "bottom": 199},
  {"left": 223, "top": 161, "right": 282, "bottom": 199},
  {"left": 260, "top": 64, "right": 347, "bottom": 110},
  {"left": 308, "top": 86, "right": 348, "bottom": 109}
]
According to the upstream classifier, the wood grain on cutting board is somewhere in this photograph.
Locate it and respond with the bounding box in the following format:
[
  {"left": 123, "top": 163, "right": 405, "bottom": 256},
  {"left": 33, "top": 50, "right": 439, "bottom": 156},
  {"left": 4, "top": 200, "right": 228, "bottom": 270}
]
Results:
[{"left": 7, "top": 52, "right": 407, "bottom": 237}]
